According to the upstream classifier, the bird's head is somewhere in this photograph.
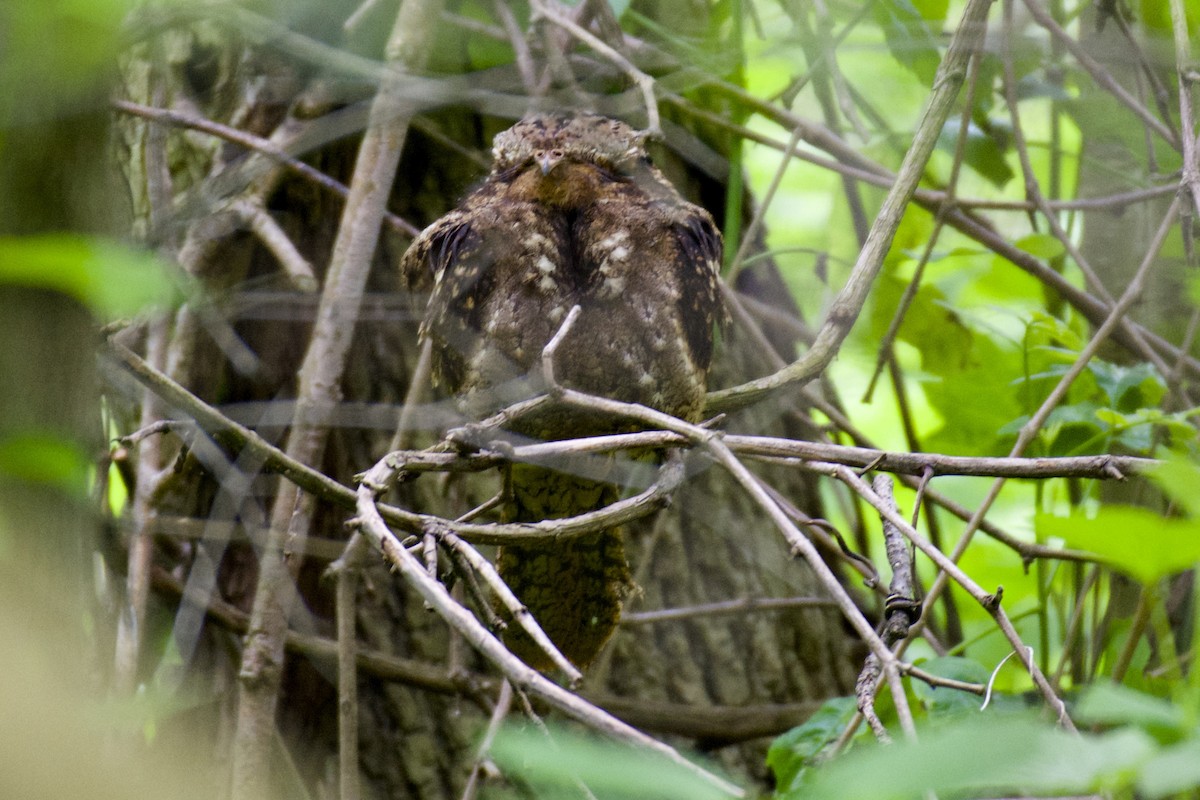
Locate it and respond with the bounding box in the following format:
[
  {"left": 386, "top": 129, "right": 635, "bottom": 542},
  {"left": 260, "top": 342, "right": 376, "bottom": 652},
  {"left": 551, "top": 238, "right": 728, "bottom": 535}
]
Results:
[{"left": 491, "top": 113, "right": 648, "bottom": 178}]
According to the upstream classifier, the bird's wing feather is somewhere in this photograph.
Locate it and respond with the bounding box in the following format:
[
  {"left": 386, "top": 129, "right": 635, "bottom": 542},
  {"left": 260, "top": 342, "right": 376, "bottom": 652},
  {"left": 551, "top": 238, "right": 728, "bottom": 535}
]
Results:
[
  {"left": 400, "top": 206, "right": 494, "bottom": 391},
  {"left": 668, "top": 203, "right": 725, "bottom": 372}
]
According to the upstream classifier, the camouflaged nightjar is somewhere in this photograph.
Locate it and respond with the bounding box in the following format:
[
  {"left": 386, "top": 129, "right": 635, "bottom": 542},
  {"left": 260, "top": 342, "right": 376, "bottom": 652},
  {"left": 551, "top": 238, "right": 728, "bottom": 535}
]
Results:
[{"left": 400, "top": 113, "right": 724, "bottom": 669}]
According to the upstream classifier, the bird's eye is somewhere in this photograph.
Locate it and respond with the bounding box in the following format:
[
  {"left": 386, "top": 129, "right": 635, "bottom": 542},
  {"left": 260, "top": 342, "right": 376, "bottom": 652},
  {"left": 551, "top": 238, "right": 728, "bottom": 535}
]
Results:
[{"left": 551, "top": 149, "right": 564, "bottom": 158}]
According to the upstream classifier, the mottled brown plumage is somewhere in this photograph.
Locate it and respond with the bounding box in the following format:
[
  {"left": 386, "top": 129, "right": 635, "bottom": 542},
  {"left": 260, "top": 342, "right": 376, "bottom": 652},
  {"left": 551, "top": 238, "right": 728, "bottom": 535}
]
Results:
[{"left": 400, "top": 113, "right": 723, "bottom": 668}]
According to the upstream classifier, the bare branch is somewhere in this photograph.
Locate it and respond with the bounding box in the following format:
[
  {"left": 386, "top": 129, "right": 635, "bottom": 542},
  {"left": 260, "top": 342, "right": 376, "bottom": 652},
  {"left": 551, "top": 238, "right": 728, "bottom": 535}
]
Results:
[{"left": 438, "top": 528, "right": 584, "bottom": 685}]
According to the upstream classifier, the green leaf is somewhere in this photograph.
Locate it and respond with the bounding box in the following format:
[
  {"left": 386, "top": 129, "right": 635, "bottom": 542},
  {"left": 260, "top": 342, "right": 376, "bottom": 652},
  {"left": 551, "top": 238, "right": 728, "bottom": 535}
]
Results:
[
  {"left": 1016, "top": 72, "right": 1075, "bottom": 102},
  {"left": 1088, "top": 361, "right": 1165, "bottom": 412},
  {"left": 490, "top": 724, "right": 736, "bottom": 800},
  {"left": 910, "top": 0, "right": 948, "bottom": 24},
  {"left": 873, "top": 0, "right": 941, "bottom": 86},
  {"left": 767, "top": 697, "right": 857, "bottom": 792},
  {"left": 938, "top": 117, "right": 1014, "bottom": 188},
  {"left": 1137, "top": 738, "right": 1200, "bottom": 798},
  {"left": 0, "top": 0, "right": 131, "bottom": 124},
  {"left": 794, "top": 713, "right": 1155, "bottom": 800},
  {"left": 1074, "top": 684, "right": 1188, "bottom": 741},
  {"left": 1148, "top": 455, "right": 1200, "bottom": 517},
  {"left": 1036, "top": 507, "right": 1200, "bottom": 583},
  {"left": 0, "top": 432, "right": 90, "bottom": 497},
  {"left": 869, "top": 274, "right": 1022, "bottom": 456},
  {"left": 1014, "top": 233, "right": 1066, "bottom": 261},
  {"left": 0, "top": 234, "right": 177, "bottom": 318}
]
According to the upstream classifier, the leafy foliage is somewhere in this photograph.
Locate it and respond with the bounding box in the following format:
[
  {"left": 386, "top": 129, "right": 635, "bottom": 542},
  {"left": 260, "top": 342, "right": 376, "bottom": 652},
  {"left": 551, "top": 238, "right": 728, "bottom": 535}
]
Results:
[
  {"left": 489, "top": 724, "right": 733, "bottom": 800},
  {"left": 0, "top": 235, "right": 177, "bottom": 319}
]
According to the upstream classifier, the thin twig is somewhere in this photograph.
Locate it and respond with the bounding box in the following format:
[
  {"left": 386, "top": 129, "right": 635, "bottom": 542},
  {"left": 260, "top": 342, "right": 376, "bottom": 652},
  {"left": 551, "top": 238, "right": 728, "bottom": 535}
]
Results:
[
  {"left": 115, "top": 68, "right": 175, "bottom": 697},
  {"left": 855, "top": 475, "right": 920, "bottom": 741},
  {"left": 438, "top": 528, "right": 584, "bottom": 685},
  {"left": 542, "top": 304, "right": 581, "bottom": 389},
  {"left": 620, "top": 596, "right": 837, "bottom": 625},
  {"left": 460, "top": 680, "right": 513, "bottom": 800},
  {"left": 331, "top": 540, "right": 364, "bottom": 800},
  {"left": 112, "top": 99, "right": 420, "bottom": 237},
  {"left": 232, "top": 200, "right": 318, "bottom": 292},
  {"left": 862, "top": 49, "right": 983, "bottom": 403},
  {"left": 530, "top": 0, "right": 661, "bottom": 133}
]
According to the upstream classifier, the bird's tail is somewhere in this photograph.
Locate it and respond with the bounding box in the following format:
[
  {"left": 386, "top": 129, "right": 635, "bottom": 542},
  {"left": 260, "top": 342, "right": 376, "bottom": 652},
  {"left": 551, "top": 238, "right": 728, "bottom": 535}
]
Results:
[{"left": 496, "top": 463, "right": 632, "bottom": 669}]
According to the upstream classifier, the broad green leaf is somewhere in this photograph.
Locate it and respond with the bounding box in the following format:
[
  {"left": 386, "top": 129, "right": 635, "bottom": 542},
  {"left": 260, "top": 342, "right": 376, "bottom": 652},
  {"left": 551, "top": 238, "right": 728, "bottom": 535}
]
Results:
[
  {"left": 0, "top": 432, "right": 90, "bottom": 497},
  {"left": 1014, "top": 233, "right": 1066, "bottom": 261},
  {"left": 1001, "top": 401, "right": 1106, "bottom": 456},
  {"left": 1147, "top": 454, "right": 1200, "bottom": 518},
  {"left": 1088, "top": 361, "right": 1165, "bottom": 412},
  {"left": 911, "top": 0, "right": 948, "bottom": 24},
  {"left": 924, "top": 331, "right": 1022, "bottom": 455},
  {"left": 1036, "top": 507, "right": 1200, "bottom": 584},
  {"left": 0, "top": 234, "right": 177, "bottom": 318},
  {"left": 1137, "top": 738, "right": 1200, "bottom": 798},
  {"left": 490, "top": 724, "right": 736, "bottom": 800},
  {"left": 794, "top": 713, "right": 1155, "bottom": 800},
  {"left": 768, "top": 697, "right": 857, "bottom": 792},
  {"left": 1016, "top": 72, "right": 1075, "bottom": 102},
  {"left": 884, "top": 207, "right": 934, "bottom": 268},
  {"left": 937, "top": 118, "right": 1014, "bottom": 189},
  {"left": 1024, "top": 311, "right": 1086, "bottom": 352},
  {"left": 873, "top": 0, "right": 940, "bottom": 86},
  {"left": 0, "top": 0, "right": 131, "bottom": 124},
  {"left": 1075, "top": 684, "right": 1188, "bottom": 741}
]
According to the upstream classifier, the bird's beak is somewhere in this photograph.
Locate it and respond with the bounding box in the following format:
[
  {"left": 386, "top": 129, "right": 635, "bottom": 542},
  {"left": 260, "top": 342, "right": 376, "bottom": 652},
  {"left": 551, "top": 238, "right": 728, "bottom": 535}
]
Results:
[{"left": 536, "top": 151, "right": 561, "bottom": 175}]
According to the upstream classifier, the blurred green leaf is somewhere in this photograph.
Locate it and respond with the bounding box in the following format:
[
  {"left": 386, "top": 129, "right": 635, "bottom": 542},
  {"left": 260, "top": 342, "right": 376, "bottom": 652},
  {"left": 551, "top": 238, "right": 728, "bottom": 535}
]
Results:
[
  {"left": 767, "top": 697, "right": 857, "bottom": 792},
  {"left": 1137, "top": 738, "right": 1200, "bottom": 798},
  {"left": 1088, "top": 361, "right": 1165, "bottom": 412},
  {"left": 1043, "top": 402, "right": 1106, "bottom": 456},
  {"left": 910, "top": 0, "right": 948, "bottom": 24},
  {"left": 0, "top": 432, "right": 90, "bottom": 497},
  {"left": 0, "top": 0, "right": 132, "bottom": 124},
  {"left": 1014, "top": 233, "right": 1066, "bottom": 261},
  {"left": 1036, "top": 507, "right": 1200, "bottom": 583},
  {"left": 1016, "top": 72, "right": 1074, "bottom": 102},
  {"left": 490, "top": 724, "right": 736, "bottom": 800},
  {"left": 938, "top": 118, "right": 1014, "bottom": 188},
  {"left": 1148, "top": 454, "right": 1200, "bottom": 518},
  {"left": 0, "top": 234, "right": 177, "bottom": 318},
  {"left": 792, "top": 712, "right": 1155, "bottom": 800},
  {"left": 873, "top": 0, "right": 940, "bottom": 86},
  {"left": 1075, "top": 684, "right": 1188, "bottom": 742},
  {"left": 924, "top": 332, "right": 1022, "bottom": 455}
]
